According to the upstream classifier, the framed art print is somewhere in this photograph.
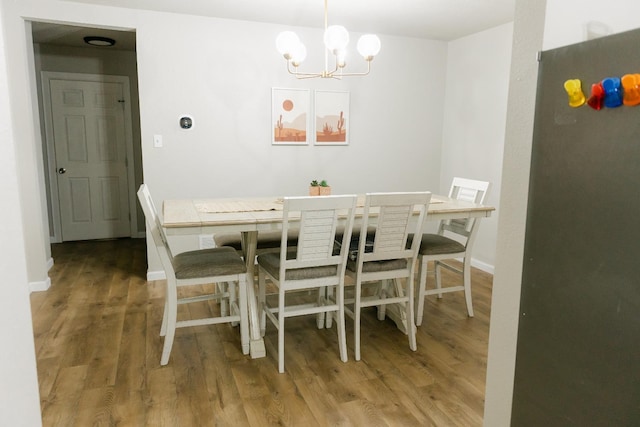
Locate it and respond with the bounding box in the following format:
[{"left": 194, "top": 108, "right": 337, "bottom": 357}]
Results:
[
  {"left": 272, "top": 88, "right": 310, "bottom": 145},
  {"left": 314, "top": 90, "right": 349, "bottom": 145}
]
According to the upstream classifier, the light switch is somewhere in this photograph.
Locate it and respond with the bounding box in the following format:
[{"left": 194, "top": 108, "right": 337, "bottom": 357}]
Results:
[{"left": 153, "top": 134, "right": 163, "bottom": 148}]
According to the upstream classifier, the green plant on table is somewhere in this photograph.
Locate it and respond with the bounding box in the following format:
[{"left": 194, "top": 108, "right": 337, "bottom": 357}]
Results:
[
  {"left": 310, "top": 180, "right": 319, "bottom": 187},
  {"left": 320, "top": 180, "right": 329, "bottom": 187}
]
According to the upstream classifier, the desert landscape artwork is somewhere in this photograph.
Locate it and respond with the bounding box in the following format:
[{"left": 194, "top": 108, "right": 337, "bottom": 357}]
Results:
[
  {"left": 272, "top": 88, "right": 309, "bottom": 145},
  {"left": 315, "top": 90, "right": 349, "bottom": 145}
]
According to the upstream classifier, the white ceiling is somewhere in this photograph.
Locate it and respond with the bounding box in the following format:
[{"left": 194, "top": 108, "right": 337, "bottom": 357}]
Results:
[{"left": 32, "top": 0, "right": 516, "bottom": 51}]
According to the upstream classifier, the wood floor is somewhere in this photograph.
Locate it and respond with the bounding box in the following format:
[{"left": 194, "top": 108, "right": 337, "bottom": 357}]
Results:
[{"left": 30, "top": 238, "right": 493, "bottom": 426}]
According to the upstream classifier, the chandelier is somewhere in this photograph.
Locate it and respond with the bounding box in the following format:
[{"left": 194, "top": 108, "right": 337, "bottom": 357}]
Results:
[{"left": 275, "top": 0, "right": 381, "bottom": 79}]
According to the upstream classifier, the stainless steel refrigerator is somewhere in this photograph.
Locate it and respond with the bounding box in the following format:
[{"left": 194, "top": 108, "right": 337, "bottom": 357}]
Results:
[{"left": 512, "top": 28, "right": 640, "bottom": 425}]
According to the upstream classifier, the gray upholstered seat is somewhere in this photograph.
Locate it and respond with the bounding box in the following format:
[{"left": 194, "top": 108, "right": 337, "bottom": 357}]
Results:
[
  {"left": 257, "top": 251, "right": 338, "bottom": 280},
  {"left": 417, "top": 234, "right": 465, "bottom": 256},
  {"left": 173, "top": 247, "right": 247, "bottom": 279},
  {"left": 346, "top": 257, "right": 408, "bottom": 273}
]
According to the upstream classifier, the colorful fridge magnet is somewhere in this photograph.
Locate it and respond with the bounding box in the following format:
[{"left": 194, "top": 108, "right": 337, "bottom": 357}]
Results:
[
  {"left": 587, "top": 82, "right": 605, "bottom": 110},
  {"left": 564, "top": 79, "right": 586, "bottom": 107},
  {"left": 602, "top": 77, "right": 623, "bottom": 108},
  {"left": 621, "top": 74, "right": 640, "bottom": 106}
]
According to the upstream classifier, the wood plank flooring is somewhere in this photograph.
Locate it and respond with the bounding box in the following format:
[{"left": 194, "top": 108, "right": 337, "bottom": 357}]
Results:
[{"left": 30, "top": 238, "right": 493, "bottom": 426}]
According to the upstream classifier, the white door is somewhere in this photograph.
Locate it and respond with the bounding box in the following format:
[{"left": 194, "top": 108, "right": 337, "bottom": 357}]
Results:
[{"left": 49, "top": 78, "right": 131, "bottom": 241}]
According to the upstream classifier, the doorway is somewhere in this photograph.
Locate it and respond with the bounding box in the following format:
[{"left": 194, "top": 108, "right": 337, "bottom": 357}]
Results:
[{"left": 32, "top": 22, "right": 143, "bottom": 242}]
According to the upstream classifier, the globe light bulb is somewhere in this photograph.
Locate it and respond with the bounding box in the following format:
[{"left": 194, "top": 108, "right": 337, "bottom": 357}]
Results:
[
  {"left": 276, "top": 31, "right": 300, "bottom": 57},
  {"left": 290, "top": 42, "right": 307, "bottom": 65},
  {"left": 324, "top": 25, "right": 349, "bottom": 53},
  {"left": 356, "top": 34, "right": 381, "bottom": 60}
]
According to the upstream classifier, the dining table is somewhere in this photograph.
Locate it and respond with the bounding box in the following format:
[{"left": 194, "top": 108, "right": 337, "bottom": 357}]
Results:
[{"left": 162, "top": 194, "right": 495, "bottom": 359}]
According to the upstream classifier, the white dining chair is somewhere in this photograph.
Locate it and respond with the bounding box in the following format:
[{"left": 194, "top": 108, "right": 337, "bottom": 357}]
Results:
[
  {"left": 137, "top": 184, "right": 249, "bottom": 365},
  {"left": 415, "top": 177, "right": 490, "bottom": 326},
  {"left": 343, "top": 192, "right": 431, "bottom": 361},
  {"left": 256, "top": 194, "right": 357, "bottom": 373}
]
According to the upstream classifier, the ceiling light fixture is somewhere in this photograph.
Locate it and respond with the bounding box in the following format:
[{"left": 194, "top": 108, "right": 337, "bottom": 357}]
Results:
[
  {"left": 275, "top": 0, "right": 381, "bottom": 79},
  {"left": 83, "top": 36, "right": 116, "bottom": 47}
]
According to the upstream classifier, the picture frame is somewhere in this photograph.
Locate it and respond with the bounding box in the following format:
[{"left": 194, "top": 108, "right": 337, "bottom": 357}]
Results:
[
  {"left": 272, "top": 88, "right": 310, "bottom": 145},
  {"left": 314, "top": 90, "right": 349, "bottom": 145}
]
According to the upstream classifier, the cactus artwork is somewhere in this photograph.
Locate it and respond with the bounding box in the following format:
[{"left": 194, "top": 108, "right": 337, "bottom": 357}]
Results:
[
  {"left": 314, "top": 90, "right": 348, "bottom": 144},
  {"left": 316, "top": 111, "right": 346, "bottom": 143},
  {"left": 276, "top": 114, "right": 283, "bottom": 137},
  {"left": 337, "top": 111, "right": 345, "bottom": 135},
  {"left": 272, "top": 88, "right": 309, "bottom": 145}
]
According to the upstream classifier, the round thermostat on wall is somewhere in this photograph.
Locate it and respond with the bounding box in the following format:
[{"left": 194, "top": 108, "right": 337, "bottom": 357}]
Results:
[{"left": 179, "top": 115, "right": 194, "bottom": 129}]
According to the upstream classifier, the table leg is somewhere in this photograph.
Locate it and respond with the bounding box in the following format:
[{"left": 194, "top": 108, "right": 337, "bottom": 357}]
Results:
[
  {"left": 241, "top": 231, "right": 266, "bottom": 358},
  {"left": 383, "top": 279, "right": 409, "bottom": 335}
]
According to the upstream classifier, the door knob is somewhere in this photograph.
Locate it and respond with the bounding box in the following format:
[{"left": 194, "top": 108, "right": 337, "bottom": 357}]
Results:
[{"left": 58, "top": 167, "right": 66, "bottom": 174}]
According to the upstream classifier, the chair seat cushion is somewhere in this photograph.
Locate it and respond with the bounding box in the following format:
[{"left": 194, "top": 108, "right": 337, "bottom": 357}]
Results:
[
  {"left": 257, "top": 251, "right": 338, "bottom": 281},
  {"left": 418, "top": 233, "right": 465, "bottom": 255},
  {"left": 214, "top": 231, "right": 298, "bottom": 251},
  {"left": 346, "top": 257, "right": 408, "bottom": 273},
  {"left": 173, "top": 246, "right": 246, "bottom": 279}
]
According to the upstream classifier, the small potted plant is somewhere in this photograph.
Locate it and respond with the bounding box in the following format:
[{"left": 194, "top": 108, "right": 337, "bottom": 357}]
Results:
[
  {"left": 319, "top": 179, "right": 331, "bottom": 196},
  {"left": 309, "top": 179, "right": 320, "bottom": 196}
]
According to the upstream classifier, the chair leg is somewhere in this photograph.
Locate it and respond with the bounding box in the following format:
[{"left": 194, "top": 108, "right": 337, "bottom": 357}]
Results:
[
  {"left": 336, "top": 284, "right": 348, "bottom": 363},
  {"left": 258, "top": 268, "right": 267, "bottom": 337},
  {"left": 278, "top": 290, "right": 286, "bottom": 373},
  {"left": 463, "top": 257, "right": 474, "bottom": 317},
  {"left": 435, "top": 260, "right": 443, "bottom": 298},
  {"left": 160, "top": 279, "right": 178, "bottom": 366},
  {"left": 406, "top": 276, "right": 417, "bottom": 352},
  {"left": 377, "top": 280, "right": 387, "bottom": 321},
  {"left": 354, "top": 280, "right": 362, "bottom": 361},
  {"left": 316, "top": 287, "right": 326, "bottom": 329},
  {"left": 228, "top": 280, "right": 240, "bottom": 326},
  {"left": 238, "top": 274, "right": 250, "bottom": 355},
  {"left": 415, "top": 256, "right": 428, "bottom": 327},
  {"left": 160, "top": 297, "right": 169, "bottom": 337},
  {"left": 219, "top": 282, "right": 229, "bottom": 317},
  {"left": 325, "top": 285, "right": 334, "bottom": 329}
]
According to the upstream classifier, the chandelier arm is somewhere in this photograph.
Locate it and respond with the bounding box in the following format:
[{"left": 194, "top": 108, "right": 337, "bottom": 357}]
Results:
[
  {"left": 329, "top": 61, "right": 372, "bottom": 77},
  {"left": 286, "top": 61, "right": 324, "bottom": 78}
]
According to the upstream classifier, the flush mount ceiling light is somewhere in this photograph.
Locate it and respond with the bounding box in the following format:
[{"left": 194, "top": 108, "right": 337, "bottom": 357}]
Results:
[
  {"left": 83, "top": 36, "right": 116, "bottom": 47},
  {"left": 275, "top": 0, "right": 381, "bottom": 79}
]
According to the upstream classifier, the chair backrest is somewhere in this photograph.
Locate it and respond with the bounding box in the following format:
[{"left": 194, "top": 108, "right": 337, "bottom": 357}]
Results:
[
  {"left": 137, "top": 184, "right": 176, "bottom": 274},
  {"left": 280, "top": 195, "right": 357, "bottom": 278},
  {"left": 357, "top": 192, "right": 432, "bottom": 266},
  {"left": 440, "top": 177, "right": 490, "bottom": 245}
]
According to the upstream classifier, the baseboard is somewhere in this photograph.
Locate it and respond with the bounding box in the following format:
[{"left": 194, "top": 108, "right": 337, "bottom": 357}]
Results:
[
  {"left": 30, "top": 276, "right": 51, "bottom": 293},
  {"left": 147, "top": 270, "right": 166, "bottom": 281},
  {"left": 471, "top": 258, "right": 494, "bottom": 275},
  {"left": 46, "top": 257, "right": 54, "bottom": 271}
]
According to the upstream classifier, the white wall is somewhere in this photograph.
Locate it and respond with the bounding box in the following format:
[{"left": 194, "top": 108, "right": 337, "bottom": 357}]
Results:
[
  {"left": 0, "top": 2, "right": 43, "bottom": 424},
  {"left": 544, "top": 0, "right": 640, "bottom": 50},
  {"left": 441, "top": 22, "right": 513, "bottom": 272},
  {"left": 135, "top": 14, "right": 446, "bottom": 199}
]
